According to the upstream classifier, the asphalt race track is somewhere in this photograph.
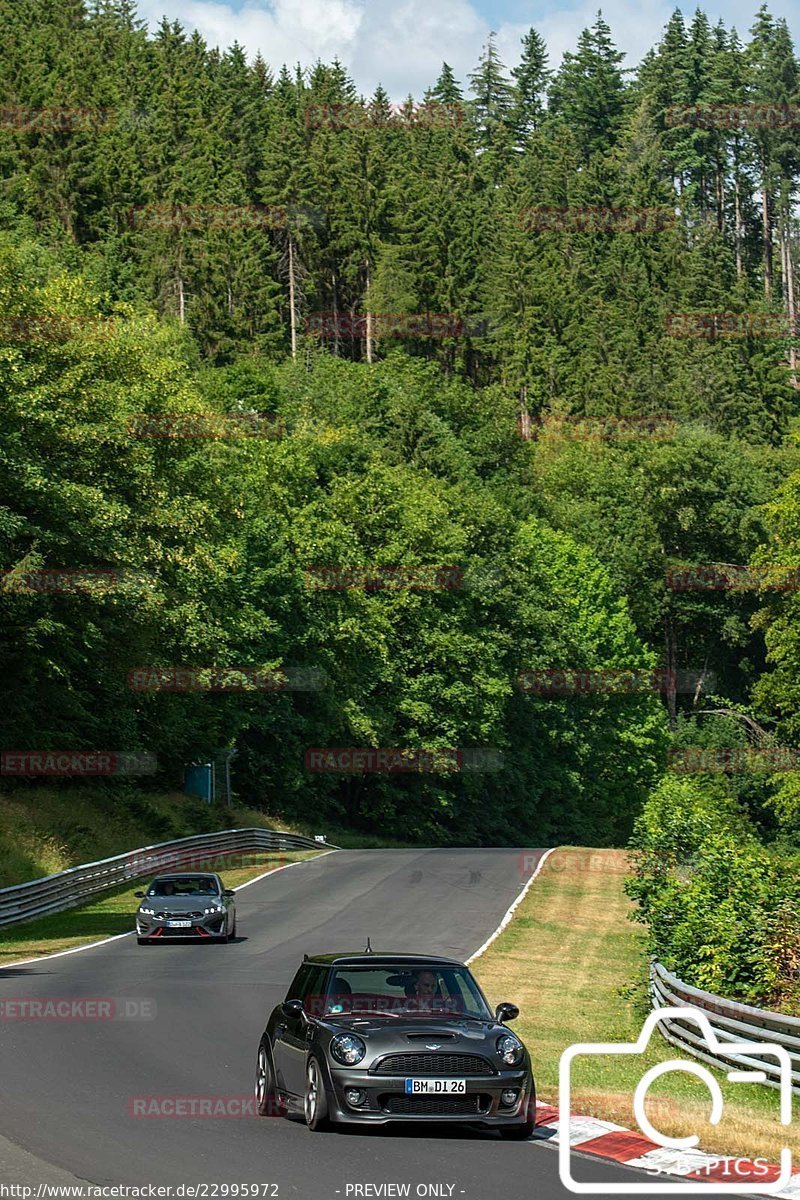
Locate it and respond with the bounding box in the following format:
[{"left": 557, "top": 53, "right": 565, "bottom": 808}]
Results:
[{"left": 0, "top": 849, "right": 681, "bottom": 1198}]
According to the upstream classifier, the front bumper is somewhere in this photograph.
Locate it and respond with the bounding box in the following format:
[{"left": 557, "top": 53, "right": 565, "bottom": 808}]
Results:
[
  {"left": 136, "top": 912, "right": 227, "bottom": 938},
  {"left": 323, "top": 1063, "right": 534, "bottom": 1125}
]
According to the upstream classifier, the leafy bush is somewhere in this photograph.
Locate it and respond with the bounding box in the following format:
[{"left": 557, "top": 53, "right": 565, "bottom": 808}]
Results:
[{"left": 626, "top": 775, "right": 800, "bottom": 1009}]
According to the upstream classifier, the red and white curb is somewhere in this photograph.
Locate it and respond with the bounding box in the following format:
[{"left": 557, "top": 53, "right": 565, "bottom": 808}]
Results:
[{"left": 534, "top": 1103, "right": 799, "bottom": 1194}]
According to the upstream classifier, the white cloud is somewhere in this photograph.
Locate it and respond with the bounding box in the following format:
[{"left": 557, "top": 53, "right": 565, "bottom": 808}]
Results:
[{"left": 137, "top": 0, "right": 800, "bottom": 100}]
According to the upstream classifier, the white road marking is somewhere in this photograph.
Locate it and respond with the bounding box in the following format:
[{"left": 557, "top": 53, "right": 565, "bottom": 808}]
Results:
[{"left": 466, "top": 846, "right": 555, "bottom": 963}]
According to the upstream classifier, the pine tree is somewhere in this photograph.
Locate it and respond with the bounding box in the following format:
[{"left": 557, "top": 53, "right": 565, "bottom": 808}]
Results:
[
  {"left": 510, "top": 28, "right": 550, "bottom": 147},
  {"left": 468, "top": 33, "right": 515, "bottom": 149},
  {"left": 548, "top": 13, "right": 628, "bottom": 161},
  {"left": 428, "top": 63, "right": 463, "bottom": 105}
]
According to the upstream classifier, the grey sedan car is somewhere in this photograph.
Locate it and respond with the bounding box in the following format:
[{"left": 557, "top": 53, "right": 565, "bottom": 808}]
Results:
[{"left": 134, "top": 872, "right": 237, "bottom": 943}]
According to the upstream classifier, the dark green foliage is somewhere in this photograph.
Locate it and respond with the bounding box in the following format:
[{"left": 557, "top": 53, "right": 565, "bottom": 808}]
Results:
[{"left": 1, "top": 2, "right": 800, "bottom": 855}]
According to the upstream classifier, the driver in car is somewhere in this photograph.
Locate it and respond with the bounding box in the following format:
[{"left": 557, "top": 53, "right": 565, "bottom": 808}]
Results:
[
  {"left": 412, "top": 970, "right": 438, "bottom": 998},
  {"left": 407, "top": 969, "right": 443, "bottom": 1012}
]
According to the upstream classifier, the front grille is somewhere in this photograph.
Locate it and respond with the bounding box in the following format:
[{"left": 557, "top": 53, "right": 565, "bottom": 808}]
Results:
[
  {"left": 381, "top": 1095, "right": 486, "bottom": 1116},
  {"left": 156, "top": 911, "right": 203, "bottom": 919},
  {"left": 373, "top": 1054, "right": 494, "bottom": 1077}
]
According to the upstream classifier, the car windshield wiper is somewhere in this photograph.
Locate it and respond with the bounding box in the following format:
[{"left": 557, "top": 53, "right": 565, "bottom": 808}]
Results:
[
  {"left": 405, "top": 1009, "right": 484, "bottom": 1019},
  {"left": 337, "top": 1008, "right": 403, "bottom": 1018}
]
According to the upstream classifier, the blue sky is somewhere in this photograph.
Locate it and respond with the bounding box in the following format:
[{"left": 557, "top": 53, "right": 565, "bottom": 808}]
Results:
[{"left": 135, "top": 0, "right": 800, "bottom": 101}]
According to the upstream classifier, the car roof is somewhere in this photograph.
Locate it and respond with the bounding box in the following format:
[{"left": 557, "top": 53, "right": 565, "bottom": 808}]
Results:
[
  {"left": 151, "top": 872, "right": 221, "bottom": 880},
  {"left": 304, "top": 953, "right": 467, "bottom": 967}
]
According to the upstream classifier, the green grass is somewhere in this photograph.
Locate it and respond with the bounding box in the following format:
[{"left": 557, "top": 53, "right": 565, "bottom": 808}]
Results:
[{"left": 473, "top": 847, "right": 799, "bottom": 1163}]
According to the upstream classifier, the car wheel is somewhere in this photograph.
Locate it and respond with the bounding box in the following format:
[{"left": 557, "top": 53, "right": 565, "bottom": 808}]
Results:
[
  {"left": 255, "top": 1041, "right": 280, "bottom": 1117},
  {"left": 304, "top": 1057, "right": 331, "bottom": 1131},
  {"left": 231, "top": 915, "right": 237, "bottom": 940}
]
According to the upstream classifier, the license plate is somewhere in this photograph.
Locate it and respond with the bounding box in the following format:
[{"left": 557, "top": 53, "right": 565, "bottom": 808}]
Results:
[
  {"left": 166, "top": 920, "right": 192, "bottom": 928},
  {"left": 404, "top": 1078, "right": 466, "bottom": 1095}
]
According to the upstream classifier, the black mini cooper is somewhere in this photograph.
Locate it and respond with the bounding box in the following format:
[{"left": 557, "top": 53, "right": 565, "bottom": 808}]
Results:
[{"left": 254, "top": 952, "right": 535, "bottom": 1135}]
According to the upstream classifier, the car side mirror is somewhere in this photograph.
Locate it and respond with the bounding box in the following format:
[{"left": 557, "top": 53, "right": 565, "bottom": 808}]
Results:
[
  {"left": 282, "top": 998, "right": 305, "bottom": 1019},
  {"left": 222, "top": 890, "right": 235, "bottom": 898},
  {"left": 134, "top": 891, "right": 145, "bottom": 898},
  {"left": 495, "top": 1002, "right": 519, "bottom": 1024}
]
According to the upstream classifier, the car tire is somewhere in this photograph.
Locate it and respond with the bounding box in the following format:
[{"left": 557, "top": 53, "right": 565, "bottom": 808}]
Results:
[
  {"left": 304, "top": 1057, "right": 331, "bottom": 1131},
  {"left": 255, "top": 1041, "right": 280, "bottom": 1117}
]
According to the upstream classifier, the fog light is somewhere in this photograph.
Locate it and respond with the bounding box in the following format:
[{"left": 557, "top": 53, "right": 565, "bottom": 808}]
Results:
[
  {"left": 345, "top": 1089, "right": 366, "bottom": 1107},
  {"left": 500, "top": 1089, "right": 518, "bottom": 1106}
]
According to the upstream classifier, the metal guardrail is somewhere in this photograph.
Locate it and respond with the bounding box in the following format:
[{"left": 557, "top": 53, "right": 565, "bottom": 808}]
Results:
[
  {"left": 650, "top": 960, "right": 800, "bottom": 1094},
  {"left": 0, "top": 827, "right": 337, "bottom": 928}
]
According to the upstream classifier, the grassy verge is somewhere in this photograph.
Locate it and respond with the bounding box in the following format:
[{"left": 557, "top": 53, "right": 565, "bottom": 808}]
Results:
[
  {"left": 0, "top": 784, "right": 320, "bottom": 888},
  {"left": 0, "top": 849, "right": 325, "bottom": 966},
  {"left": 473, "top": 847, "right": 799, "bottom": 1162}
]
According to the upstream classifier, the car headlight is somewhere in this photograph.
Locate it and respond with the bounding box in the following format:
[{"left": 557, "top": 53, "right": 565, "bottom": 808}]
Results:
[
  {"left": 496, "top": 1034, "right": 523, "bottom": 1065},
  {"left": 330, "top": 1033, "right": 366, "bottom": 1066},
  {"left": 203, "top": 905, "right": 224, "bottom": 914},
  {"left": 139, "top": 907, "right": 156, "bottom": 916}
]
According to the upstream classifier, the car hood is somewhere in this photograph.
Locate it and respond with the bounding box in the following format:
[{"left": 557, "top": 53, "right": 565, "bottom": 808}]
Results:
[
  {"left": 315, "top": 1015, "right": 520, "bottom": 1054},
  {"left": 139, "top": 896, "right": 222, "bottom": 911}
]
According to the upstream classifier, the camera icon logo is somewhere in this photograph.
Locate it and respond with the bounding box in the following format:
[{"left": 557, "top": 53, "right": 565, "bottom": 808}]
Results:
[{"left": 559, "top": 1006, "right": 792, "bottom": 1193}]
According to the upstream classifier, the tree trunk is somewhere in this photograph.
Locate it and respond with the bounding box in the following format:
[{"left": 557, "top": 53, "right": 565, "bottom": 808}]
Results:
[
  {"left": 288, "top": 235, "right": 297, "bottom": 360},
  {"left": 664, "top": 615, "right": 677, "bottom": 730},
  {"left": 331, "top": 270, "right": 340, "bottom": 357},
  {"left": 734, "top": 164, "right": 743, "bottom": 279},
  {"left": 783, "top": 208, "right": 797, "bottom": 380},
  {"left": 518, "top": 385, "right": 531, "bottom": 440},
  {"left": 364, "top": 260, "right": 373, "bottom": 364},
  {"left": 761, "top": 155, "right": 772, "bottom": 299},
  {"left": 177, "top": 274, "right": 185, "bottom": 325}
]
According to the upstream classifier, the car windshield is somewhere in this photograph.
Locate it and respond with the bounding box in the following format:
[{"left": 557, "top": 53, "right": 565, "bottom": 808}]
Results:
[
  {"left": 147, "top": 876, "right": 219, "bottom": 897},
  {"left": 312, "top": 964, "right": 493, "bottom": 1019}
]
